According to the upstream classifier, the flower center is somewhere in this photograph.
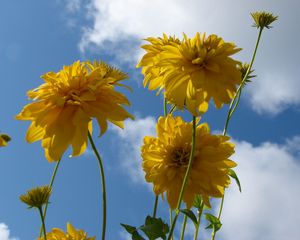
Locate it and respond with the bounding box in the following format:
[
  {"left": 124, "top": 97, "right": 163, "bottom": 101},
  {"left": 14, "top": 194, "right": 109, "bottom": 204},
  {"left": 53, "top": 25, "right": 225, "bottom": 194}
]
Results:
[
  {"left": 170, "top": 147, "right": 190, "bottom": 167},
  {"left": 65, "top": 89, "right": 82, "bottom": 105}
]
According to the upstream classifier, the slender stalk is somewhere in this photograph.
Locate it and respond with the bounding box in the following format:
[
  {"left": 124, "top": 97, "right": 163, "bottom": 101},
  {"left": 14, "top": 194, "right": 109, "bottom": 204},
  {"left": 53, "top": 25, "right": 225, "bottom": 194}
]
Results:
[
  {"left": 152, "top": 196, "right": 159, "bottom": 218},
  {"left": 169, "top": 209, "right": 174, "bottom": 240},
  {"left": 40, "top": 158, "right": 62, "bottom": 237},
  {"left": 167, "top": 214, "right": 179, "bottom": 240},
  {"left": 193, "top": 203, "right": 204, "bottom": 240},
  {"left": 88, "top": 131, "right": 107, "bottom": 240},
  {"left": 168, "top": 105, "right": 176, "bottom": 115},
  {"left": 167, "top": 116, "right": 197, "bottom": 240},
  {"left": 38, "top": 207, "right": 47, "bottom": 240},
  {"left": 212, "top": 27, "right": 264, "bottom": 240},
  {"left": 164, "top": 97, "right": 168, "bottom": 116},
  {"left": 180, "top": 215, "right": 188, "bottom": 240}
]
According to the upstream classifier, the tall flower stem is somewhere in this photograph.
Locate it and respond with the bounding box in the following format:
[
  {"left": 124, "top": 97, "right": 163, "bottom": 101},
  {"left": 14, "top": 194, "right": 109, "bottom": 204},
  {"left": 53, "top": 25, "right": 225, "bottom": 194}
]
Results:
[
  {"left": 40, "top": 158, "right": 62, "bottom": 237},
  {"left": 169, "top": 209, "right": 174, "bottom": 240},
  {"left": 38, "top": 206, "right": 47, "bottom": 240},
  {"left": 152, "top": 196, "right": 159, "bottom": 218},
  {"left": 167, "top": 116, "right": 197, "bottom": 240},
  {"left": 193, "top": 203, "right": 204, "bottom": 240},
  {"left": 180, "top": 215, "right": 188, "bottom": 240},
  {"left": 88, "top": 131, "right": 107, "bottom": 240},
  {"left": 212, "top": 27, "right": 264, "bottom": 240}
]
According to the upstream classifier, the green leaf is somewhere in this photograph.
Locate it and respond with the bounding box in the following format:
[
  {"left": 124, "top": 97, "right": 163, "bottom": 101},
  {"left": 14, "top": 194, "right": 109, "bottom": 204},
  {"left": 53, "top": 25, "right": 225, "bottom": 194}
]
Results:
[
  {"left": 205, "top": 213, "right": 222, "bottom": 232},
  {"left": 228, "top": 169, "right": 242, "bottom": 192},
  {"left": 132, "top": 231, "right": 145, "bottom": 240},
  {"left": 140, "top": 216, "right": 169, "bottom": 240},
  {"left": 180, "top": 209, "right": 198, "bottom": 227},
  {"left": 121, "top": 223, "right": 145, "bottom": 240},
  {"left": 193, "top": 195, "right": 203, "bottom": 209},
  {"left": 121, "top": 224, "right": 137, "bottom": 234}
]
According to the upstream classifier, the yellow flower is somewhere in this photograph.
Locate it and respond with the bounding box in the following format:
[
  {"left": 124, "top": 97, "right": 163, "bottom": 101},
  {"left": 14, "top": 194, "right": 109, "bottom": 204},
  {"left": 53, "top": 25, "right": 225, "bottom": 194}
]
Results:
[
  {"left": 0, "top": 133, "right": 11, "bottom": 147},
  {"left": 137, "top": 34, "right": 181, "bottom": 92},
  {"left": 16, "top": 60, "right": 133, "bottom": 161},
  {"left": 141, "top": 115, "right": 236, "bottom": 208},
  {"left": 38, "top": 223, "right": 95, "bottom": 240},
  {"left": 251, "top": 11, "right": 278, "bottom": 29},
  {"left": 138, "top": 33, "right": 242, "bottom": 116},
  {"left": 20, "top": 186, "right": 51, "bottom": 209}
]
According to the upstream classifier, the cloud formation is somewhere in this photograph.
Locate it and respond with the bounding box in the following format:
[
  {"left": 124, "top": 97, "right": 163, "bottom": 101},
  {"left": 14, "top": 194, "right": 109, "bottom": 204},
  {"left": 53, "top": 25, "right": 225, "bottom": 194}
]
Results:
[
  {"left": 110, "top": 116, "right": 156, "bottom": 184},
  {"left": 72, "top": 0, "right": 300, "bottom": 115},
  {"left": 0, "top": 223, "right": 18, "bottom": 240},
  {"left": 112, "top": 116, "right": 300, "bottom": 239}
]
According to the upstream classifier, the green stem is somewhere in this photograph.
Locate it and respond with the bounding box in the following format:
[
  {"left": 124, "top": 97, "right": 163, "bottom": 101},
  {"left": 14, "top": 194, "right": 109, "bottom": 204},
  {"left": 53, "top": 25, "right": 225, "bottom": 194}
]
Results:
[
  {"left": 152, "top": 196, "right": 159, "bottom": 218},
  {"left": 212, "top": 27, "right": 264, "bottom": 240},
  {"left": 88, "top": 131, "right": 107, "bottom": 240},
  {"left": 40, "top": 158, "right": 62, "bottom": 237},
  {"left": 168, "top": 105, "right": 176, "bottom": 115},
  {"left": 167, "top": 116, "right": 197, "bottom": 240},
  {"left": 180, "top": 215, "right": 187, "bottom": 240},
  {"left": 38, "top": 207, "right": 47, "bottom": 240},
  {"left": 194, "top": 203, "right": 204, "bottom": 240},
  {"left": 169, "top": 209, "right": 174, "bottom": 240},
  {"left": 164, "top": 97, "right": 168, "bottom": 116}
]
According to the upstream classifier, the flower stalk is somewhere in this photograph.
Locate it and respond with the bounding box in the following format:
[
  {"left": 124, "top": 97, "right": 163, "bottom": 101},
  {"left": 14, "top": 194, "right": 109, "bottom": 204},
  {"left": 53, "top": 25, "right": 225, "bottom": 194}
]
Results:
[
  {"left": 38, "top": 206, "right": 47, "bottom": 240},
  {"left": 193, "top": 202, "right": 204, "bottom": 240},
  {"left": 167, "top": 116, "right": 197, "bottom": 240},
  {"left": 88, "top": 131, "right": 107, "bottom": 240},
  {"left": 180, "top": 215, "right": 187, "bottom": 240},
  {"left": 212, "top": 26, "right": 264, "bottom": 240}
]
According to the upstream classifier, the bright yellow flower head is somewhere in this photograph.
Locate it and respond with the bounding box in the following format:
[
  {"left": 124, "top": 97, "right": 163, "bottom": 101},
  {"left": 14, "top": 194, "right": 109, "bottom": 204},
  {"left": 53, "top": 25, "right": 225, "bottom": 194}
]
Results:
[
  {"left": 16, "top": 60, "right": 133, "bottom": 162},
  {"left": 0, "top": 133, "right": 11, "bottom": 147},
  {"left": 142, "top": 115, "right": 236, "bottom": 208},
  {"left": 137, "top": 34, "right": 181, "bottom": 92},
  {"left": 38, "top": 223, "right": 95, "bottom": 240},
  {"left": 20, "top": 185, "right": 51, "bottom": 209},
  {"left": 138, "top": 33, "right": 242, "bottom": 116}
]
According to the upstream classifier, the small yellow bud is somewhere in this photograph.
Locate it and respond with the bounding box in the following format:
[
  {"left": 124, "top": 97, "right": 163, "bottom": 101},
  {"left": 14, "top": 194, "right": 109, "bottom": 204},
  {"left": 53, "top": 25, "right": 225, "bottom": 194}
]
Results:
[
  {"left": 239, "top": 62, "right": 256, "bottom": 85},
  {"left": 20, "top": 186, "right": 51, "bottom": 209},
  {"left": 0, "top": 134, "right": 11, "bottom": 147},
  {"left": 251, "top": 11, "right": 278, "bottom": 29}
]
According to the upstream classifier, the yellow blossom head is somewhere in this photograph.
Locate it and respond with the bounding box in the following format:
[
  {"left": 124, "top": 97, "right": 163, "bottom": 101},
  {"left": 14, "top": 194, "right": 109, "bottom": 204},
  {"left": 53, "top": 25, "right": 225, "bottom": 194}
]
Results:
[
  {"left": 137, "top": 34, "right": 181, "bottom": 92},
  {"left": 141, "top": 115, "right": 236, "bottom": 208},
  {"left": 138, "top": 33, "right": 242, "bottom": 116},
  {"left": 251, "top": 11, "right": 278, "bottom": 29},
  {"left": 16, "top": 60, "right": 134, "bottom": 161},
  {"left": 20, "top": 185, "right": 51, "bottom": 209},
  {"left": 0, "top": 133, "right": 11, "bottom": 147},
  {"left": 38, "top": 223, "right": 95, "bottom": 240}
]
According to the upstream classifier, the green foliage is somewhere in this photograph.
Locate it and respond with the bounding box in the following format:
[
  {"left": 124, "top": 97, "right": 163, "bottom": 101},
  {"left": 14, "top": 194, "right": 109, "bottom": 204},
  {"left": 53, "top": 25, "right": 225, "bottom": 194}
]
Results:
[
  {"left": 180, "top": 209, "right": 198, "bottom": 227},
  {"left": 228, "top": 169, "right": 242, "bottom": 192},
  {"left": 205, "top": 213, "right": 222, "bottom": 233},
  {"left": 121, "top": 216, "right": 169, "bottom": 240}
]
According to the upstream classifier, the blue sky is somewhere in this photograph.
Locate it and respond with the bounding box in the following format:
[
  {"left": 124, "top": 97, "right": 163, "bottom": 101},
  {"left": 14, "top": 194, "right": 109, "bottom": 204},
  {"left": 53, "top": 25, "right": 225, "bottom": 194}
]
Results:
[{"left": 0, "top": 0, "right": 300, "bottom": 239}]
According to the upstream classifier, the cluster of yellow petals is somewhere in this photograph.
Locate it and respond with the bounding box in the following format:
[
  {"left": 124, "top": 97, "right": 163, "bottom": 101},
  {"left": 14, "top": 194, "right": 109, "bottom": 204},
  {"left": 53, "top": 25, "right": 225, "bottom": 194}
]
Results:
[
  {"left": 138, "top": 33, "right": 242, "bottom": 116},
  {"left": 142, "top": 115, "right": 236, "bottom": 208},
  {"left": 16, "top": 60, "right": 133, "bottom": 161},
  {"left": 38, "top": 223, "right": 95, "bottom": 240}
]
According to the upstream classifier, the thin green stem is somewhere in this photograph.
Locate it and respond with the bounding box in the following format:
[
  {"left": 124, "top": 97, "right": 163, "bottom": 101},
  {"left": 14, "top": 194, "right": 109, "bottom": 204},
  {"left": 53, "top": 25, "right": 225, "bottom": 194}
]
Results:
[
  {"left": 40, "top": 158, "right": 62, "bottom": 237},
  {"left": 167, "top": 116, "right": 197, "bottom": 240},
  {"left": 38, "top": 207, "right": 47, "bottom": 240},
  {"left": 164, "top": 97, "right": 168, "bottom": 116},
  {"left": 180, "top": 215, "right": 187, "bottom": 240},
  {"left": 212, "top": 27, "right": 264, "bottom": 240},
  {"left": 168, "top": 105, "right": 176, "bottom": 115},
  {"left": 152, "top": 196, "right": 159, "bottom": 218},
  {"left": 193, "top": 203, "right": 204, "bottom": 240},
  {"left": 88, "top": 131, "right": 107, "bottom": 240},
  {"left": 167, "top": 214, "right": 179, "bottom": 240},
  {"left": 169, "top": 209, "right": 174, "bottom": 240}
]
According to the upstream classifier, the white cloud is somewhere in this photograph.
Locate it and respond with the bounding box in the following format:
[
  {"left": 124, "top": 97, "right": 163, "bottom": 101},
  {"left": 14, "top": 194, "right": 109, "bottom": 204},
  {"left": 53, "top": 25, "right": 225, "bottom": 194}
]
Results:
[
  {"left": 245, "top": 71, "right": 300, "bottom": 114},
  {"left": 0, "top": 224, "right": 18, "bottom": 240},
  {"left": 112, "top": 116, "right": 300, "bottom": 239},
  {"left": 220, "top": 138, "right": 300, "bottom": 240},
  {"left": 74, "top": 0, "right": 300, "bottom": 115},
  {"left": 110, "top": 116, "right": 156, "bottom": 184}
]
